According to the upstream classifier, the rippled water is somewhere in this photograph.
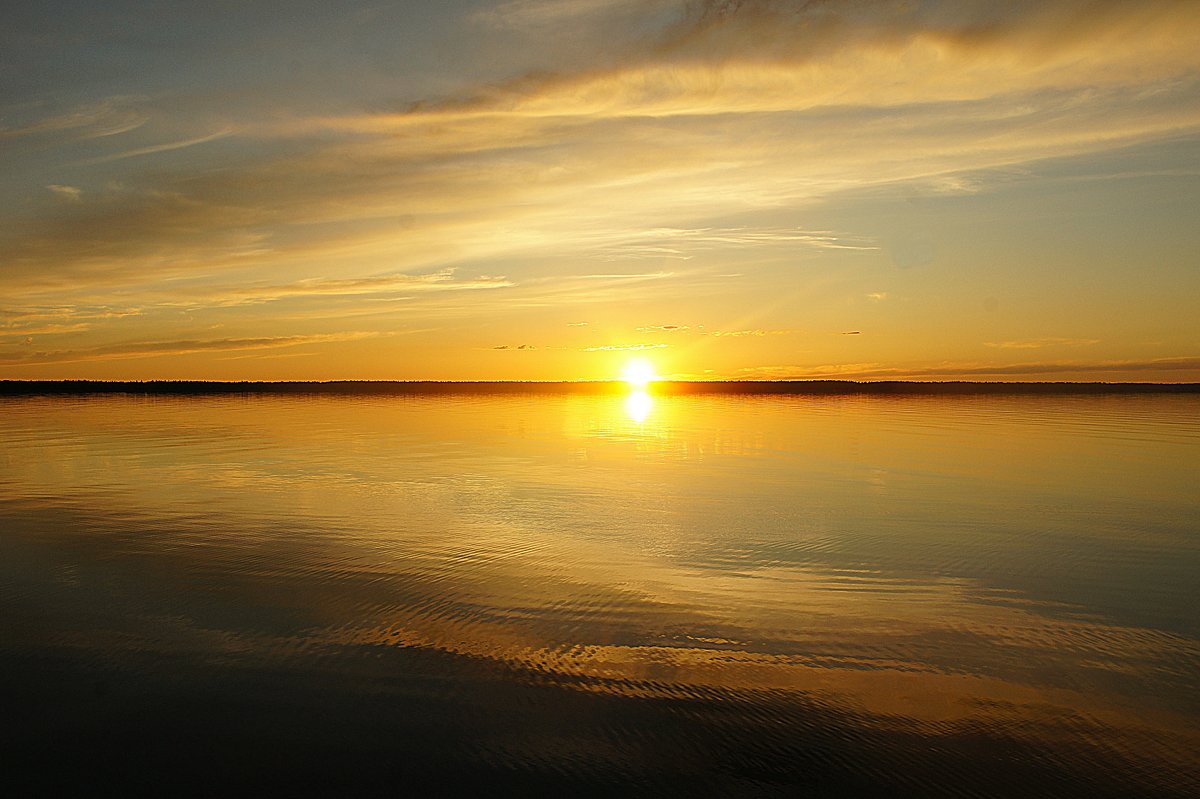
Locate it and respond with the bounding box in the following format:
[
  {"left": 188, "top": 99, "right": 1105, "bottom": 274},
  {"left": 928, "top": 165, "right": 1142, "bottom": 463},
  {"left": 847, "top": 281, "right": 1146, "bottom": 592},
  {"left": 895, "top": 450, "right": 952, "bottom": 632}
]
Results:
[{"left": 2, "top": 393, "right": 1198, "bottom": 795}]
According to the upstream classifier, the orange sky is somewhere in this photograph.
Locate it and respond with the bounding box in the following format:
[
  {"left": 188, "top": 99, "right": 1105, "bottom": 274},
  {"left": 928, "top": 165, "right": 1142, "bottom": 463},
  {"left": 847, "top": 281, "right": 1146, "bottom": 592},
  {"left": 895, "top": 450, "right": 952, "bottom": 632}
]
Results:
[{"left": 2, "top": 0, "right": 1199, "bottom": 381}]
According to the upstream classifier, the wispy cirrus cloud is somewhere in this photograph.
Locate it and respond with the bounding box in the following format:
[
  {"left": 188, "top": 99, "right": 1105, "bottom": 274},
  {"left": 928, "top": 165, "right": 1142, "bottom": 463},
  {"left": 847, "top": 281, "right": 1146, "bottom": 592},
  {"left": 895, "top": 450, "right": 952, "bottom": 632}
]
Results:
[
  {"left": 472, "top": 0, "right": 668, "bottom": 29},
  {"left": 708, "top": 329, "right": 789, "bottom": 338},
  {"left": 739, "top": 356, "right": 1200, "bottom": 381},
  {"left": 0, "top": 97, "right": 148, "bottom": 141},
  {"left": 172, "top": 268, "right": 513, "bottom": 309},
  {"left": 78, "top": 128, "right": 234, "bottom": 165},
  {"left": 0, "top": 322, "right": 92, "bottom": 338},
  {"left": 0, "top": 303, "right": 140, "bottom": 333},
  {"left": 46, "top": 184, "right": 82, "bottom": 201},
  {"left": 9, "top": 1, "right": 1196, "bottom": 301},
  {"left": 0, "top": 305, "right": 141, "bottom": 325},
  {"left": 0, "top": 332, "right": 380, "bottom": 367},
  {"left": 594, "top": 228, "right": 878, "bottom": 260},
  {"left": 581, "top": 343, "right": 669, "bottom": 352},
  {"left": 984, "top": 337, "right": 1101, "bottom": 349}
]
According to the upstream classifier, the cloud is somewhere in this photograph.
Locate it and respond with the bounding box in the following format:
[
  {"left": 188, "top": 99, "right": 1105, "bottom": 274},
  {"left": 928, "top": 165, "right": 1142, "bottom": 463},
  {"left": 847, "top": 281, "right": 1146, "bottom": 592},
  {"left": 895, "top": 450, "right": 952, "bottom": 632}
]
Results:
[
  {"left": 984, "top": 337, "right": 1101, "bottom": 349},
  {"left": 637, "top": 324, "right": 688, "bottom": 332},
  {"left": 0, "top": 306, "right": 142, "bottom": 328},
  {"left": 0, "top": 332, "right": 379, "bottom": 367},
  {"left": 0, "top": 97, "right": 147, "bottom": 141},
  {"left": 13, "top": 1, "right": 1192, "bottom": 298},
  {"left": 0, "top": 323, "right": 92, "bottom": 337},
  {"left": 738, "top": 356, "right": 1200, "bottom": 380},
  {"left": 867, "top": 292, "right": 888, "bottom": 302},
  {"left": 594, "top": 227, "right": 878, "bottom": 260},
  {"left": 570, "top": 272, "right": 674, "bottom": 281},
  {"left": 6, "top": 0, "right": 1196, "bottom": 313},
  {"left": 473, "top": 0, "right": 666, "bottom": 29},
  {"left": 479, "top": 271, "right": 686, "bottom": 312},
  {"left": 406, "top": 1, "right": 1200, "bottom": 126},
  {"left": 179, "top": 268, "right": 513, "bottom": 309},
  {"left": 78, "top": 129, "right": 234, "bottom": 165},
  {"left": 708, "top": 329, "right": 788, "bottom": 337},
  {"left": 581, "top": 343, "right": 669, "bottom": 352},
  {"left": 46, "top": 184, "right": 82, "bottom": 201}
]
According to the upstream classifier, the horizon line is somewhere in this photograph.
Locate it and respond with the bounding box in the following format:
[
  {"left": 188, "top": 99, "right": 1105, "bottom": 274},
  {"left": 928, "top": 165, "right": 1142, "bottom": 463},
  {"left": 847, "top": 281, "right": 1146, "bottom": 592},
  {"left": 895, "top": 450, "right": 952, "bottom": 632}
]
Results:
[{"left": 2, "top": 379, "right": 1198, "bottom": 397}]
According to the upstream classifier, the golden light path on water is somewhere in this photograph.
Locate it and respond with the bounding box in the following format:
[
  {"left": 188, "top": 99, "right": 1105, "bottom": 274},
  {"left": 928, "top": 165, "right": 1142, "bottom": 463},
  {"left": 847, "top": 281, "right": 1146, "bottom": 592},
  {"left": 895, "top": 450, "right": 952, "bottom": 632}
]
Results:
[{"left": 624, "top": 390, "right": 653, "bottom": 424}]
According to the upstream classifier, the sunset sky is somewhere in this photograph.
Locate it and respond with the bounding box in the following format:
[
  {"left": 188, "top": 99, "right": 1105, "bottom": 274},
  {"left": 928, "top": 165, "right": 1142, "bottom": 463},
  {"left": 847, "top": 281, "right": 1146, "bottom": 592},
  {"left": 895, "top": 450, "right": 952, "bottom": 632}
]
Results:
[{"left": 3, "top": 0, "right": 1198, "bottom": 381}]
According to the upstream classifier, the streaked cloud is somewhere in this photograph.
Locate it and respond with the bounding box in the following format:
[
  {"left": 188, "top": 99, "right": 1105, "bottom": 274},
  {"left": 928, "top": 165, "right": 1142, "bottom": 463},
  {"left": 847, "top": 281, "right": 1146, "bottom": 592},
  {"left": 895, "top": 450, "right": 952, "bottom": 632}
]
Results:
[
  {"left": 78, "top": 129, "right": 234, "bottom": 165},
  {"left": 709, "top": 329, "right": 788, "bottom": 338},
  {"left": 473, "top": 0, "right": 667, "bottom": 29},
  {"left": 984, "top": 338, "right": 1101, "bottom": 349},
  {"left": 581, "top": 343, "right": 669, "bottom": 352},
  {"left": 596, "top": 228, "right": 878, "bottom": 260},
  {"left": 46, "top": 184, "right": 82, "bottom": 201},
  {"left": 0, "top": 323, "right": 92, "bottom": 337},
  {"left": 0, "top": 97, "right": 147, "bottom": 141},
  {"left": 0, "top": 306, "right": 140, "bottom": 323},
  {"left": 739, "top": 356, "right": 1200, "bottom": 381},
  {"left": 0, "top": 332, "right": 380, "bottom": 367},
  {"left": 178, "top": 269, "right": 514, "bottom": 309}
]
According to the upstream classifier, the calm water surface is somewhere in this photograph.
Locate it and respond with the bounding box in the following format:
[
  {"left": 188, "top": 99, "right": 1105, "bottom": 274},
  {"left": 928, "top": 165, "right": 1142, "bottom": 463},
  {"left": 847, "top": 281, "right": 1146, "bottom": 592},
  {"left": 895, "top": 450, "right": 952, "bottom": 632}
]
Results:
[{"left": 2, "top": 394, "right": 1198, "bottom": 795}]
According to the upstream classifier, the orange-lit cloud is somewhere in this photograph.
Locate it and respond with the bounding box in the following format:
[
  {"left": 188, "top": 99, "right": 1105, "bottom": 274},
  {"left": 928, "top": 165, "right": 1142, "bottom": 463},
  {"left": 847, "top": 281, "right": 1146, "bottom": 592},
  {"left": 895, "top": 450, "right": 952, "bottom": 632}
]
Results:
[
  {"left": 581, "top": 343, "right": 669, "bottom": 352},
  {"left": 740, "top": 356, "right": 1200, "bottom": 381},
  {"left": 984, "top": 337, "right": 1102, "bottom": 349},
  {"left": 0, "top": 332, "right": 381, "bottom": 367}
]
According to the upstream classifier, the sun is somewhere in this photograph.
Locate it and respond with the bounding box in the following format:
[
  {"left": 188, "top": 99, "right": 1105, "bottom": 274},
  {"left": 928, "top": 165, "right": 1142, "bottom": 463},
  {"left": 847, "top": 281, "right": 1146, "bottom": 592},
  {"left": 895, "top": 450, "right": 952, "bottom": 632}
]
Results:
[{"left": 621, "top": 358, "right": 657, "bottom": 388}]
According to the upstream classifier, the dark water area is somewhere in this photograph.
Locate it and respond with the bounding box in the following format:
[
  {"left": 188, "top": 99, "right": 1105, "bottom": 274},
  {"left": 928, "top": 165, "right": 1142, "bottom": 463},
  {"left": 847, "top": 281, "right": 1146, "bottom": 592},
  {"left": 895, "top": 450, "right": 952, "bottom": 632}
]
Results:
[{"left": 2, "top": 394, "right": 1198, "bottom": 796}]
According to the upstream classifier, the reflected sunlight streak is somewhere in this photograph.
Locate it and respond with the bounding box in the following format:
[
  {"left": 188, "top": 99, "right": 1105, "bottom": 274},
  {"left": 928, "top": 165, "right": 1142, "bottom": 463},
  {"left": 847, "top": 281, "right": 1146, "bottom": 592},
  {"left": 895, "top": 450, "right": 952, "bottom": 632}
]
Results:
[{"left": 625, "top": 390, "right": 653, "bottom": 424}]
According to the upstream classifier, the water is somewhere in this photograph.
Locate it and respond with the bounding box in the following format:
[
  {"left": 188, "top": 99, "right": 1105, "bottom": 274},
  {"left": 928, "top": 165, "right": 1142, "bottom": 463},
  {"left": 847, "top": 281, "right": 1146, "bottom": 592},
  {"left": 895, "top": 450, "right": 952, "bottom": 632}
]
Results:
[{"left": 2, "top": 393, "right": 1197, "bottom": 796}]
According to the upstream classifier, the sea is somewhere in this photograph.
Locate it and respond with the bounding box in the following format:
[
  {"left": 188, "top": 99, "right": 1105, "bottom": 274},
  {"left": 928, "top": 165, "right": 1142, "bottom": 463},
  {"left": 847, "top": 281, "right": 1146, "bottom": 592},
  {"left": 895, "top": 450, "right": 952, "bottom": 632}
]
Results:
[{"left": 1, "top": 390, "right": 1197, "bottom": 796}]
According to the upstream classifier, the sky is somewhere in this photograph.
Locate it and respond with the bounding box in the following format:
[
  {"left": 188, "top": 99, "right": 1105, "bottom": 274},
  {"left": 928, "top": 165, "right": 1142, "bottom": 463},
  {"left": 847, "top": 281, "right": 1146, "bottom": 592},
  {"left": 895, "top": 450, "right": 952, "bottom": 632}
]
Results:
[{"left": 2, "top": 0, "right": 1199, "bottom": 382}]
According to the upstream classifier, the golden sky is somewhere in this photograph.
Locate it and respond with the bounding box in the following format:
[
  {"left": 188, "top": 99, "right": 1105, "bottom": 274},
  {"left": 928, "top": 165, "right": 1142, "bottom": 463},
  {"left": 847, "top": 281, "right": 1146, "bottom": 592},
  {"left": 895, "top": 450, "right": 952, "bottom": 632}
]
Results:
[{"left": 2, "top": 0, "right": 1199, "bottom": 381}]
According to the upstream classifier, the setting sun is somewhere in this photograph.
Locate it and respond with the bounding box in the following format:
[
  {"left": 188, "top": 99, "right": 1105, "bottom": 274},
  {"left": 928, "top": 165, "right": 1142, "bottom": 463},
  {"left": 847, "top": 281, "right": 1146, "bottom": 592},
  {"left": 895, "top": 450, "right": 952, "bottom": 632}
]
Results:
[{"left": 621, "top": 359, "right": 657, "bottom": 388}]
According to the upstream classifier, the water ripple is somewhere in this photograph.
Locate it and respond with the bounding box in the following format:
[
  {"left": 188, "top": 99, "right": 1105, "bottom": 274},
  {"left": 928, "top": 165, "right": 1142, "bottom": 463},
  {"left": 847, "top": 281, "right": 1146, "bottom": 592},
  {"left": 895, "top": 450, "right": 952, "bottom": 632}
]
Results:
[{"left": 2, "top": 394, "right": 1198, "bottom": 794}]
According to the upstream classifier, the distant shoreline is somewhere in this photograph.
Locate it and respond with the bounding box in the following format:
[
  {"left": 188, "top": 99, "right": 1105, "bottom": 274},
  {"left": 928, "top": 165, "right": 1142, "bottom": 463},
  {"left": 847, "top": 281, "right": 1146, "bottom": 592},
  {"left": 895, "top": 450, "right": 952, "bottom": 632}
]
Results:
[{"left": 2, "top": 380, "right": 1198, "bottom": 396}]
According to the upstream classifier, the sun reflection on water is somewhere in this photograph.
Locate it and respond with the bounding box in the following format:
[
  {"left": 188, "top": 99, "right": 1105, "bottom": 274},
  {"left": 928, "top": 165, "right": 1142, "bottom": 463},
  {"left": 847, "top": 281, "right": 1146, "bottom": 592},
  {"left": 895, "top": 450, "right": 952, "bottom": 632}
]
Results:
[{"left": 625, "top": 389, "right": 653, "bottom": 423}]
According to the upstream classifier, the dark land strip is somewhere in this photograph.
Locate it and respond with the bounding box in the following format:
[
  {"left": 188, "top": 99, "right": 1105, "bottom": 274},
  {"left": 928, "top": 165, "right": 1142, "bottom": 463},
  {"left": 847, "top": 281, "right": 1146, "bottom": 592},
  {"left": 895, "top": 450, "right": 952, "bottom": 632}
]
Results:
[{"left": 2, "top": 380, "right": 1199, "bottom": 397}]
